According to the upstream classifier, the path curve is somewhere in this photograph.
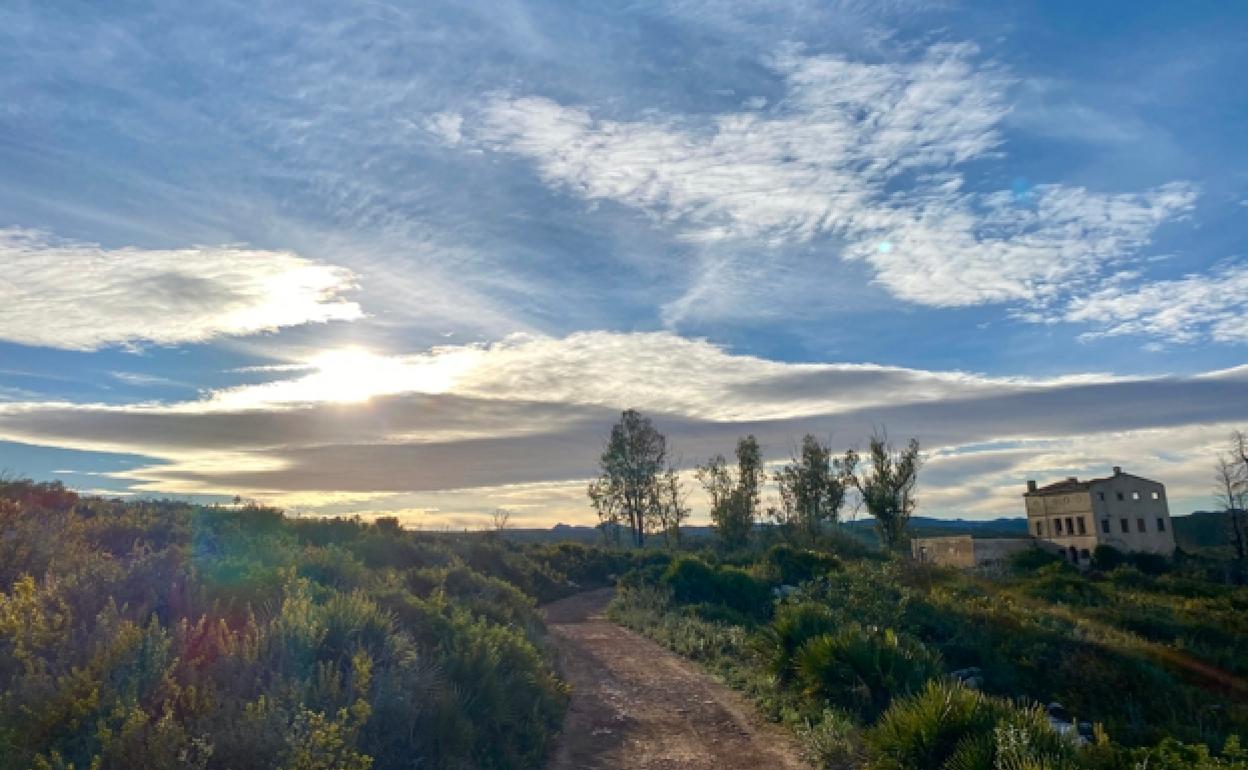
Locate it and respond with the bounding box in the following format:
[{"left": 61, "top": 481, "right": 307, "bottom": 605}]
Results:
[{"left": 543, "top": 588, "right": 813, "bottom": 770}]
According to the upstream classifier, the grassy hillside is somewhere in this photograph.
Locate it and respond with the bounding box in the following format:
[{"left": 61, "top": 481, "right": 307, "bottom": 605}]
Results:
[{"left": 609, "top": 537, "right": 1248, "bottom": 770}]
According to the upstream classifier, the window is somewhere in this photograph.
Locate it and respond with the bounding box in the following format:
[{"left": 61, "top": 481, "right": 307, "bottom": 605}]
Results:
[
  {"left": 1054, "top": 518, "right": 1063, "bottom": 534},
  {"left": 1065, "top": 517, "right": 1074, "bottom": 535},
  {"left": 1097, "top": 492, "right": 1105, "bottom": 501},
  {"left": 1100, "top": 519, "right": 1110, "bottom": 534},
  {"left": 1151, "top": 491, "right": 1160, "bottom": 500},
  {"left": 1116, "top": 492, "right": 1125, "bottom": 501},
  {"left": 1131, "top": 491, "right": 1141, "bottom": 501},
  {"left": 1137, "top": 517, "right": 1146, "bottom": 533},
  {"left": 1157, "top": 517, "right": 1166, "bottom": 532},
  {"left": 1036, "top": 522, "right": 1044, "bottom": 536},
  {"left": 1120, "top": 518, "right": 1129, "bottom": 533},
  {"left": 1077, "top": 517, "right": 1087, "bottom": 535}
]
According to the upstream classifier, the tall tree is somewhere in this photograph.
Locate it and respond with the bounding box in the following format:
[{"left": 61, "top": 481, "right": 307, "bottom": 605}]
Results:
[
  {"left": 842, "top": 433, "right": 922, "bottom": 551},
  {"left": 774, "top": 434, "right": 846, "bottom": 541},
  {"left": 588, "top": 409, "right": 667, "bottom": 547},
  {"left": 698, "top": 435, "right": 763, "bottom": 549}
]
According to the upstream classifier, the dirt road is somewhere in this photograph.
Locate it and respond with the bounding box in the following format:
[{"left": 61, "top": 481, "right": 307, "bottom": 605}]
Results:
[{"left": 543, "top": 589, "right": 813, "bottom": 770}]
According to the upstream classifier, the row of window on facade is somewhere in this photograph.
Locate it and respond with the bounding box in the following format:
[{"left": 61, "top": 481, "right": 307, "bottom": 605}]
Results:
[
  {"left": 1035, "top": 516, "right": 1167, "bottom": 537},
  {"left": 1100, "top": 490, "right": 1162, "bottom": 501}
]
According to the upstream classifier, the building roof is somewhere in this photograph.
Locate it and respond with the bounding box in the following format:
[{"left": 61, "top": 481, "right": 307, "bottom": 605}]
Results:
[
  {"left": 1025, "top": 469, "right": 1163, "bottom": 497},
  {"left": 1027, "top": 478, "right": 1089, "bottom": 496}
]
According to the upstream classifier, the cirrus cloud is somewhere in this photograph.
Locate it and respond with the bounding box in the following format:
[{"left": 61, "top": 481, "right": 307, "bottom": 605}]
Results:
[
  {"left": 444, "top": 42, "right": 1198, "bottom": 323},
  {"left": 1065, "top": 262, "right": 1248, "bottom": 345}
]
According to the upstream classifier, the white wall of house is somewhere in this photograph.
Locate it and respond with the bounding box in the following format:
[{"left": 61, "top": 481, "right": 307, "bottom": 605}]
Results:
[{"left": 1088, "top": 474, "right": 1175, "bottom": 555}]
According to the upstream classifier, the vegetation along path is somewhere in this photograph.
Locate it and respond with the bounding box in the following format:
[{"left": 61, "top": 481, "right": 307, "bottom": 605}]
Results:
[{"left": 543, "top": 588, "right": 813, "bottom": 770}]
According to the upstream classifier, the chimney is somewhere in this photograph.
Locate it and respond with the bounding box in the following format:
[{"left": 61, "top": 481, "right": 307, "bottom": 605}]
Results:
[
  {"left": 1113, "top": 466, "right": 1122, "bottom": 476},
  {"left": 1026, "top": 480, "right": 1037, "bottom": 493}
]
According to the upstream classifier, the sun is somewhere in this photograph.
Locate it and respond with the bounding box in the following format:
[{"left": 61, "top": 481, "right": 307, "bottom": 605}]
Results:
[
  {"left": 294, "top": 346, "right": 478, "bottom": 404},
  {"left": 303, "top": 348, "right": 414, "bottom": 403}
]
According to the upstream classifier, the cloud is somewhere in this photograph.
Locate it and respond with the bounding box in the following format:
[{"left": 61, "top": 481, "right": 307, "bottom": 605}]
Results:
[
  {"left": 454, "top": 43, "right": 1197, "bottom": 322},
  {"left": 182, "top": 331, "right": 1127, "bottom": 421},
  {"left": 1064, "top": 262, "right": 1248, "bottom": 344},
  {"left": 425, "top": 111, "right": 464, "bottom": 145},
  {"left": 0, "top": 229, "right": 362, "bottom": 351},
  {"left": 109, "top": 371, "right": 190, "bottom": 388},
  {"left": 0, "top": 332, "right": 1245, "bottom": 522}
]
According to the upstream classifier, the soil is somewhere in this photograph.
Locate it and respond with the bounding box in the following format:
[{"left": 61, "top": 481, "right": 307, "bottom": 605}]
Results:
[{"left": 543, "top": 588, "right": 814, "bottom": 770}]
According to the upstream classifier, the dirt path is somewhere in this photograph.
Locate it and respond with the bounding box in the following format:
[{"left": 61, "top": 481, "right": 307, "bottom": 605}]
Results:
[{"left": 543, "top": 589, "right": 813, "bottom": 770}]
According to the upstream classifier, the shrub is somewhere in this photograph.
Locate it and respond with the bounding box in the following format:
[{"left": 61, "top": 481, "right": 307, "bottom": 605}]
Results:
[
  {"left": 1106, "top": 565, "right": 1151, "bottom": 589},
  {"left": 760, "top": 602, "right": 838, "bottom": 681},
  {"left": 1127, "top": 551, "right": 1171, "bottom": 576},
  {"left": 866, "top": 680, "right": 1076, "bottom": 770},
  {"left": 796, "top": 708, "right": 859, "bottom": 769},
  {"left": 794, "top": 625, "right": 942, "bottom": 721},
  {"left": 764, "top": 544, "right": 841, "bottom": 585},
  {"left": 1007, "top": 547, "right": 1064, "bottom": 574},
  {"left": 660, "top": 556, "right": 772, "bottom": 619},
  {"left": 1092, "top": 545, "right": 1126, "bottom": 571},
  {"left": 1023, "top": 563, "right": 1107, "bottom": 606},
  {"left": 683, "top": 602, "right": 754, "bottom": 626}
]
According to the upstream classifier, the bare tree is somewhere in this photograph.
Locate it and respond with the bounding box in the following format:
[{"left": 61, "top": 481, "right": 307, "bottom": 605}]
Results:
[
  {"left": 490, "top": 508, "right": 513, "bottom": 533},
  {"left": 1215, "top": 449, "right": 1247, "bottom": 568},
  {"left": 774, "top": 434, "right": 847, "bottom": 541},
  {"left": 588, "top": 409, "right": 667, "bottom": 547},
  {"left": 842, "top": 432, "right": 922, "bottom": 551},
  {"left": 653, "top": 464, "right": 690, "bottom": 547},
  {"left": 697, "top": 435, "right": 764, "bottom": 549}
]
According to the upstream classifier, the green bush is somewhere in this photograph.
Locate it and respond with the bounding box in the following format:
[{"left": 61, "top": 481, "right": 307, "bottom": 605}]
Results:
[
  {"left": 660, "top": 556, "right": 773, "bottom": 619},
  {"left": 760, "top": 601, "right": 838, "bottom": 681},
  {"left": 1092, "top": 545, "right": 1126, "bottom": 571},
  {"left": 683, "top": 602, "right": 755, "bottom": 626},
  {"left": 1022, "top": 563, "right": 1107, "bottom": 606},
  {"left": 796, "top": 707, "right": 859, "bottom": 769},
  {"left": 866, "top": 680, "right": 1077, "bottom": 770},
  {"left": 795, "top": 625, "right": 942, "bottom": 721},
  {"left": 1007, "top": 547, "right": 1064, "bottom": 574},
  {"left": 1126, "top": 551, "right": 1171, "bottom": 576},
  {"left": 764, "top": 544, "right": 842, "bottom": 585}
]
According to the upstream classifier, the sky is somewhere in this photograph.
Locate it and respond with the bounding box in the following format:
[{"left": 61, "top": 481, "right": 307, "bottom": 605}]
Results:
[{"left": 2, "top": 0, "right": 1247, "bottom": 528}]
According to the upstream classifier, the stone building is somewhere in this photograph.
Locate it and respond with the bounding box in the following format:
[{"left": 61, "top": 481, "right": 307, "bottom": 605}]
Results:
[
  {"left": 910, "top": 535, "right": 1033, "bottom": 569},
  {"left": 1024, "top": 466, "right": 1175, "bottom": 565}
]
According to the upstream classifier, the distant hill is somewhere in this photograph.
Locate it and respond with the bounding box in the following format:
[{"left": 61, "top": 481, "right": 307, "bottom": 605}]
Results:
[
  {"left": 844, "top": 515, "right": 1029, "bottom": 539},
  {"left": 507, "top": 511, "right": 1237, "bottom": 550},
  {"left": 1172, "top": 510, "right": 1241, "bottom": 551},
  {"left": 507, "top": 516, "right": 1032, "bottom": 545}
]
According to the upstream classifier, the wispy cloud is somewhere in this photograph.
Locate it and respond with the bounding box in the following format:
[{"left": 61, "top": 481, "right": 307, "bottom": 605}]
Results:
[
  {"left": 449, "top": 43, "right": 1197, "bottom": 323},
  {"left": 0, "top": 228, "right": 362, "bottom": 351},
  {"left": 1065, "top": 262, "right": 1248, "bottom": 344},
  {"left": 109, "top": 371, "right": 190, "bottom": 388}
]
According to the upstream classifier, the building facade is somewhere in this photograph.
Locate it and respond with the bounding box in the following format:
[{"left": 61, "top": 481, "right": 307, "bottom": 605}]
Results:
[{"left": 1024, "top": 466, "right": 1175, "bottom": 565}]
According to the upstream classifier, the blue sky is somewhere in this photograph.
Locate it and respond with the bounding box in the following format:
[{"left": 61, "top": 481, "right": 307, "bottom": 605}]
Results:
[{"left": 2, "top": 0, "right": 1247, "bottom": 526}]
